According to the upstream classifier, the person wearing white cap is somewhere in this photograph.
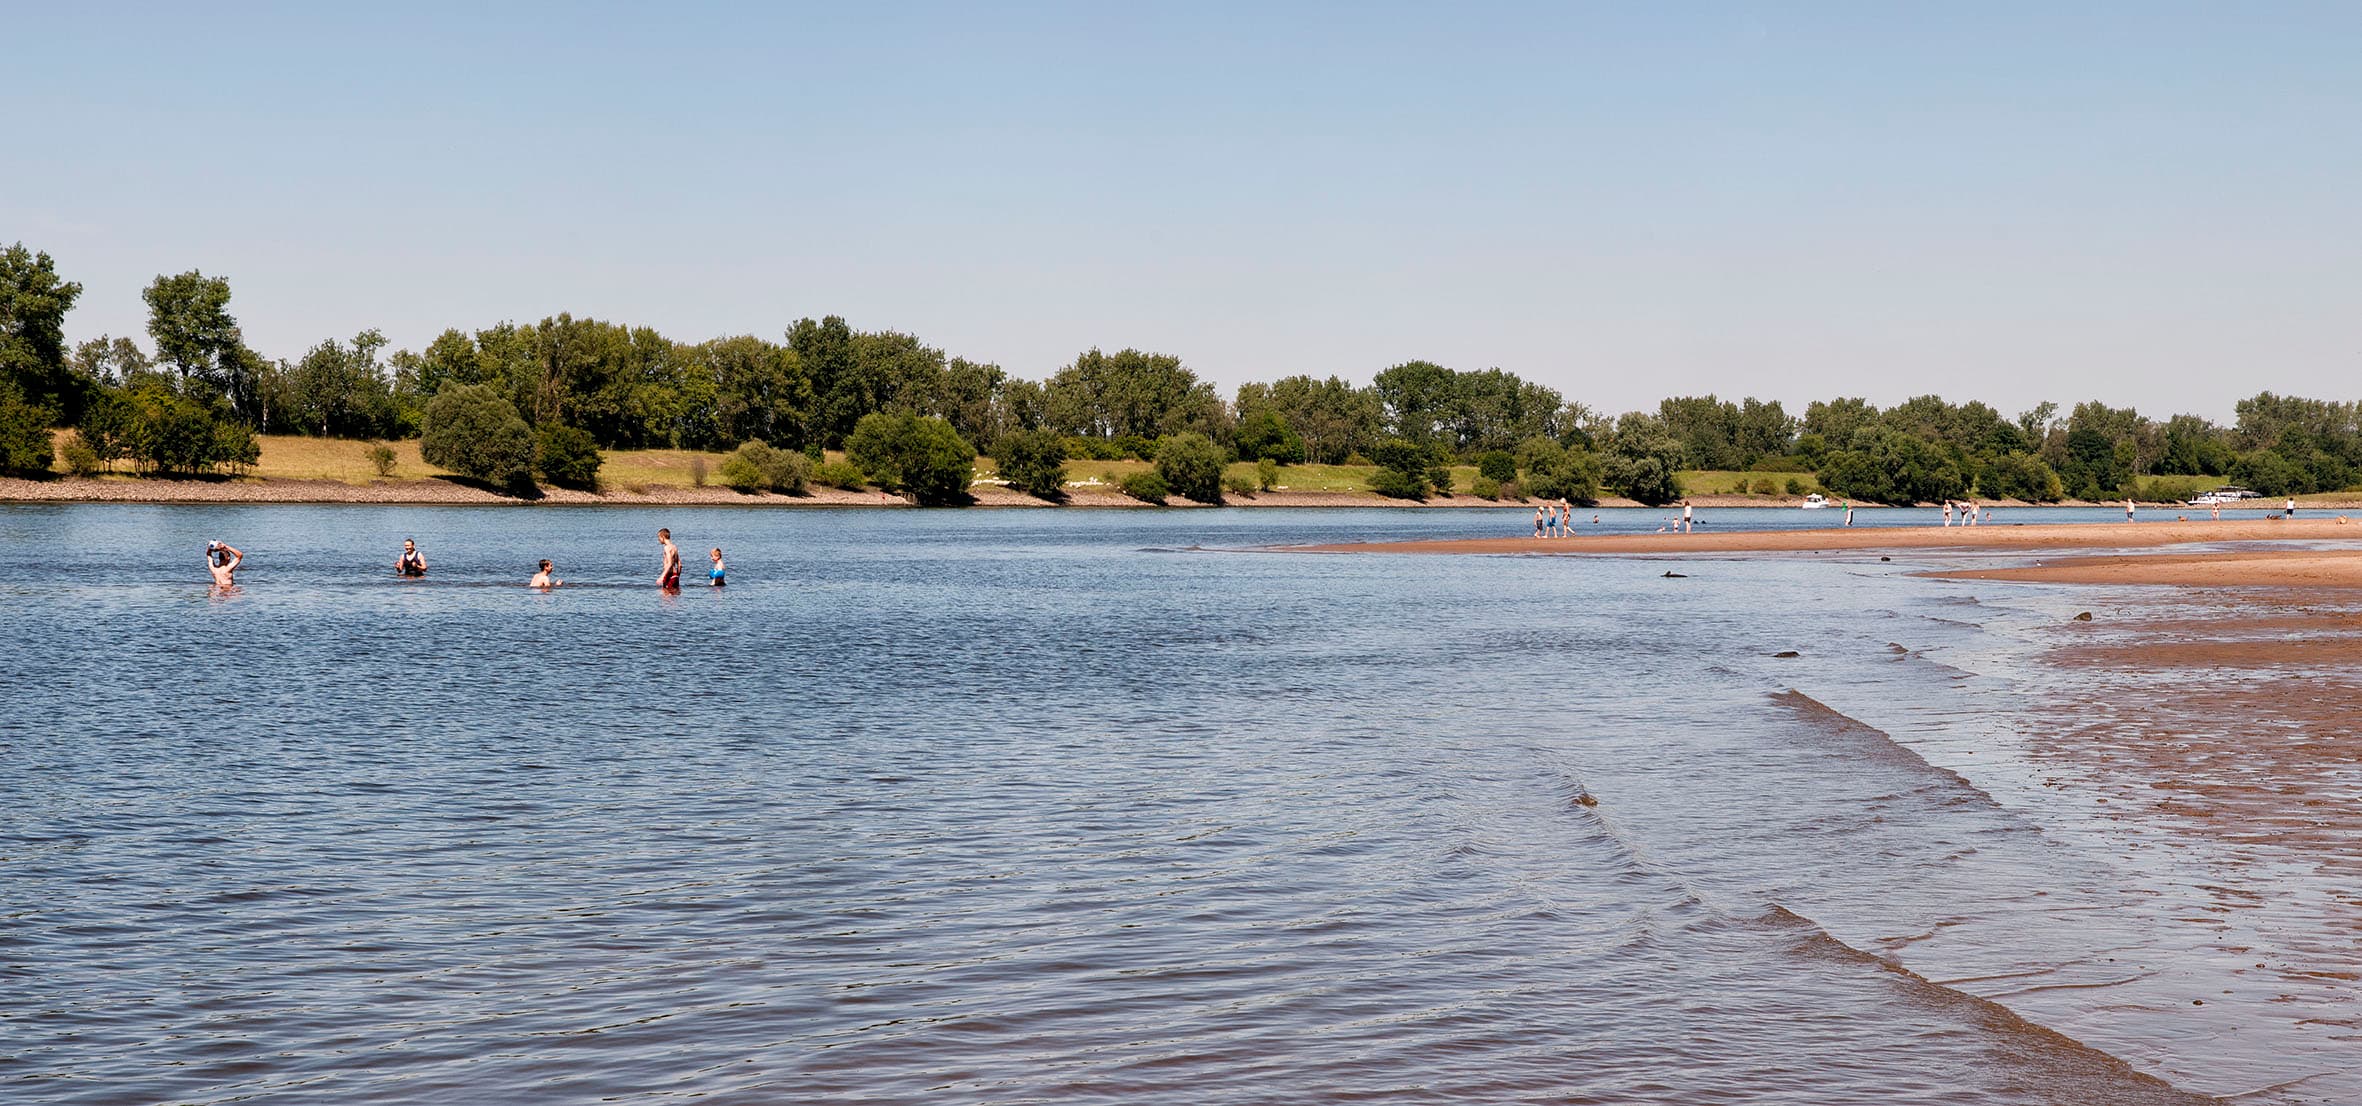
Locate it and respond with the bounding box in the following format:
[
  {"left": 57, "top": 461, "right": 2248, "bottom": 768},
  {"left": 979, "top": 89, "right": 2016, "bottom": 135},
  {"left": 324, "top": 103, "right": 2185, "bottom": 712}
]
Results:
[{"left": 205, "top": 541, "right": 243, "bottom": 588}]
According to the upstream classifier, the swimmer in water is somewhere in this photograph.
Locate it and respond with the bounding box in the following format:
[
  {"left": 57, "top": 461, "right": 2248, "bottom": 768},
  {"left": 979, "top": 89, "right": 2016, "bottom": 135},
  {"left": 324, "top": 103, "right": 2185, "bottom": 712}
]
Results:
[
  {"left": 396, "top": 538, "right": 427, "bottom": 577},
  {"left": 658, "top": 527, "right": 682, "bottom": 590},
  {"left": 708, "top": 547, "right": 725, "bottom": 587},
  {"left": 206, "top": 541, "right": 243, "bottom": 588},
  {"left": 530, "top": 559, "right": 562, "bottom": 588}
]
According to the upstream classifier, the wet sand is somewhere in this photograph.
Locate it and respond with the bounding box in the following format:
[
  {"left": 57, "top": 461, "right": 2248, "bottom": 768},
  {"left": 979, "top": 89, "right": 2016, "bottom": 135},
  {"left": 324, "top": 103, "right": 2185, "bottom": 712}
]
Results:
[
  {"left": 1941, "top": 548, "right": 2362, "bottom": 589},
  {"left": 1297, "top": 517, "right": 2362, "bottom": 555}
]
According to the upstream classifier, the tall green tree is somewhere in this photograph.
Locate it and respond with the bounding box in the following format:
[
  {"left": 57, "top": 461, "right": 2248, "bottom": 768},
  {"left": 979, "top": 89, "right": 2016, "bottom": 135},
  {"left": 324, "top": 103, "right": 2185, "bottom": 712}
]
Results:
[
  {"left": 1045, "top": 348, "right": 1222, "bottom": 441},
  {"left": 144, "top": 270, "right": 260, "bottom": 421},
  {"left": 1372, "top": 360, "right": 1457, "bottom": 446},
  {"left": 0, "top": 243, "right": 85, "bottom": 422}
]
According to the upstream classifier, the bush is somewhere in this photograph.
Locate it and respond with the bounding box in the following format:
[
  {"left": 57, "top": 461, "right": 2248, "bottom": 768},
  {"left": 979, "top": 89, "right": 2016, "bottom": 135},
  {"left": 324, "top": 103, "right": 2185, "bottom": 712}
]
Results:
[
  {"left": 1367, "top": 466, "right": 1428, "bottom": 500},
  {"left": 420, "top": 383, "right": 534, "bottom": 490},
  {"left": 1234, "top": 408, "right": 1305, "bottom": 463},
  {"left": 212, "top": 421, "right": 259, "bottom": 475},
  {"left": 1974, "top": 451, "right": 2061, "bottom": 503},
  {"left": 1155, "top": 431, "right": 1228, "bottom": 504},
  {"left": 1476, "top": 450, "right": 1517, "bottom": 483},
  {"left": 994, "top": 428, "right": 1068, "bottom": 500},
  {"left": 1749, "top": 477, "right": 1778, "bottom": 496},
  {"left": 0, "top": 382, "right": 55, "bottom": 475},
  {"left": 60, "top": 429, "right": 101, "bottom": 476},
  {"left": 688, "top": 456, "right": 707, "bottom": 487},
  {"left": 2230, "top": 449, "right": 2306, "bottom": 498},
  {"left": 1256, "top": 456, "right": 1278, "bottom": 491},
  {"left": 847, "top": 412, "right": 975, "bottom": 506},
  {"left": 1117, "top": 470, "right": 1170, "bottom": 504},
  {"left": 1223, "top": 472, "right": 1258, "bottom": 498},
  {"left": 124, "top": 388, "right": 222, "bottom": 475},
  {"left": 534, "top": 424, "right": 604, "bottom": 489},
  {"left": 1516, "top": 437, "right": 1603, "bottom": 504},
  {"left": 1815, "top": 429, "right": 1965, "bottom": 505},
  {"left": 812, "top": 459, "right": 868, "bottom": 490},
  {"left": 367, "top": 441, "right": 398, "bottom": 478},
  {"left": 1111, "top": 433, "right": 1154, "bottom": 461},
  {"left": 1784, "top": 476, "right": 1807, "bottom": 496},
  {"left": 719, "top": 440, "right": 807, "bottom": 493},
  {"left": 1368, "top": 438, "right": 1439, "bottom": 500},
  {"left": 1471, "top": 475, "right": 1501, "bottom": 500}
]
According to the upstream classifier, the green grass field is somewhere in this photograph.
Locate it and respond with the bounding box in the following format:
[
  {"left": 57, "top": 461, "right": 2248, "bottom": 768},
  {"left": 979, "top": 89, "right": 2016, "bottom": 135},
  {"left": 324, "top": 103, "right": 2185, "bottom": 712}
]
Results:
[{"left": 1676, "top": 469, "right": 1823, "bottom": 496}]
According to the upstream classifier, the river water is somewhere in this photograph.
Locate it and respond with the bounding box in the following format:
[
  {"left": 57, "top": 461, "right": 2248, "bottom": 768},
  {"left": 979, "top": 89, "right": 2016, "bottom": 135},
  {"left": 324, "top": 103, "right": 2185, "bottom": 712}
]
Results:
[{"left": 2, "top": 504, "right": 2352, "bottom": 1104}]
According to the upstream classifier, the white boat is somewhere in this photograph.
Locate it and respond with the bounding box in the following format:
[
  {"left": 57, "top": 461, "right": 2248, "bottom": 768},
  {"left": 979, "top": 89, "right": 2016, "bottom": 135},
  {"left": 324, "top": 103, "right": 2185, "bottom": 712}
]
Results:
[
  {"left": 2188, "top": 486, "right": 2260, "bottom": 507},
  {"left": 1800, "top": 494, "right": 1829, "bottom": 509}
]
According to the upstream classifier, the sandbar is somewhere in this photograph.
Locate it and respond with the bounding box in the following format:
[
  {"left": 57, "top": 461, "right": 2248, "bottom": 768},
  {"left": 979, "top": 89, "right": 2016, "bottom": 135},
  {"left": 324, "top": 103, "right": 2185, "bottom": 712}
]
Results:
[{"left": 1295, "top": 518, "right": 2362, "bottom": 556}]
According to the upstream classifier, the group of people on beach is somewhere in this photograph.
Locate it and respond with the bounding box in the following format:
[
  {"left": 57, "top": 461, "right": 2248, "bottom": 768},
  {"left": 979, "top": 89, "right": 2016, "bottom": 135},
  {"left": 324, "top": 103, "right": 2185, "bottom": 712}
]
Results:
[
  {"left": 1941, "top": 501, "right": 1990, "bottom": 526},
  {"left": 203, "top": 527, "right": 726, "bottom": 591},
  {"left": 1532, "top": 501, "right": 1600, "bottom": 537}
]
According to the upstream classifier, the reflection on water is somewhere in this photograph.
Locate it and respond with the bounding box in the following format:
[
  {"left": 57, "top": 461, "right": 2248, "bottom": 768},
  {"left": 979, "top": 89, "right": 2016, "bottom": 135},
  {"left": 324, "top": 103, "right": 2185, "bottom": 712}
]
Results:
[{"left": 1, "top": 505, "right": 2349, "bottom": 1104}]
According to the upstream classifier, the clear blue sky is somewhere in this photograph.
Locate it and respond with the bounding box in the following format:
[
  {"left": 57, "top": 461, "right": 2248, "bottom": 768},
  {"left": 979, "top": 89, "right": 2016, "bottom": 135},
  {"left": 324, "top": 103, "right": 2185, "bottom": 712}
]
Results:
[{"left": 9, "top": 2, "right": 2357, "bottom": 419}]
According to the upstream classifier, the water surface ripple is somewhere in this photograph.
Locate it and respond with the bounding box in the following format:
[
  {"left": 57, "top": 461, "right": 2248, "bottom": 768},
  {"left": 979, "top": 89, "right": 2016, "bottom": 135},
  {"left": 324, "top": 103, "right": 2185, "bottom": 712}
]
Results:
[{"left": 2, "top": 505, "right": 2343, "bottom": 1103}]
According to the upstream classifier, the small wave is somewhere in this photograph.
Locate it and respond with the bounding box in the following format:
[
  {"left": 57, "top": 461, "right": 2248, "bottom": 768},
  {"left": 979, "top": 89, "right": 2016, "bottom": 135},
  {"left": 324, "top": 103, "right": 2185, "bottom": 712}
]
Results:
[
  {"left": 1770, "top": 691, "right": 2003, "bottom": 810},
  {"left": 1754, "top": 903, "right": 2214, "bottom": 1105}
]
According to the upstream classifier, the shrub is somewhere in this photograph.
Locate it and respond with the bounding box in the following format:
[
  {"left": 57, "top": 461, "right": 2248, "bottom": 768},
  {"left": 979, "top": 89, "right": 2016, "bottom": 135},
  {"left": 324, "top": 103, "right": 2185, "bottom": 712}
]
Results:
[
  {"left": 367, "top": 441, "right": 398, "bottom": 478},
  {"left": 1368, "top": 466, "right": 1428, "bottom": 500},
  {"left": 847, "top": 412, "right": 975, "bottom": 506},
  {"left": 1111, "top": 433, "right": 1154, "bottom": 461},
  {"left": 1816, "top": 429, "right": 1965, "bottom": 505},
  {"left": 1223, "top": 472, "right": 1258, "bottom": 498},
  {"left": 719, "top": 439, "right": 807, "bottom": 493},
  {"left": 534, "top": 425, "right": 604, "bottom": 489},
  {"left": 1749, "top": 477, "right": 1778, "bottom": 496},
  {"left": 994, "top": 428, "right": 1068, "bottom": 500},
  {"left": 0, "top": 382, "right": 55, "bottom": 475},
  {"left": 1233, "top": 408, "right": 1305, "bottom": 463},
  {"left": 212, "top": 421, "right": 259, "bottom": 474},
  {"left": 60, "top": 430, "right": 101, "bottom": 476},
  {"left": 688, "top": 456, "right": 708, "bottom": 487},
  {"left": 124, "top": 388, "right": 222, "bottom": 475},
  {"left": 420, "top": 383, "right": 534, "bottom": 490},
  {"left": 1517, "top": 437, "right": 1603, "bottom": 504},
  {"left": 1256, "top": 456, "right": 1278, "bottom": 491},
  {"left": 1976, "top": 452, "right": 2062, "bottom": 502},
  {"left": 1117, "top": 470, "right": 1169, "bottom": 504},
  {"left": 2230, "top": 449, "right": 2305, "bottom": 498},
  {"left": 1155, "top": 431, "right": 1228, "bottom": 504},
  {"left": 813, "top": 459, "right": 868, "bottom": 490},
  {"left": 1476, "top": 450, "right": 1517, "bottom": 483},
  {"left": 1784, "top": 476, "right": 1807, "bottom": 496},
  {"left": 1471, "top": 475, "right": 1501, "bottom": 500}
]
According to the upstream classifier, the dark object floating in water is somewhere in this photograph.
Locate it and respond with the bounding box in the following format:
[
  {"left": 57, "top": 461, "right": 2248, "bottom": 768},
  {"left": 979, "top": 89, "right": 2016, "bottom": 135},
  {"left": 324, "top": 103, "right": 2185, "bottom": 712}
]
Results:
[
  {"left": 1572, "top": 791, "right": 1599, "bottom": 807},
  {"left": 1662, "top": 571, "right": 1687, "bottom": 578},
  {"left": 1879, "top": 556, "right": 1891, "bottom": 562},
  {"left": 1888, "top": 643, "right": 1909, "bottom": 654},
  {"left": 1773, "top": 650, "right": 1801, "bottom": 658},
  {"left": 2072, "top": 611, "right": 2094, "bottom": 622}
]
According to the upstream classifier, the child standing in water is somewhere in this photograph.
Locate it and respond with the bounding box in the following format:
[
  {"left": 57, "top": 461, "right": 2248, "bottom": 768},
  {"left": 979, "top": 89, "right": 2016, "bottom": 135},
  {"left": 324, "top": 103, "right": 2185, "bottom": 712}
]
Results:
[
  {"left": 657, "top": 528, "right": 682, "bottom": 589},
  {"left": 708, "top": 548, "right": 726, "bottom": 587}
]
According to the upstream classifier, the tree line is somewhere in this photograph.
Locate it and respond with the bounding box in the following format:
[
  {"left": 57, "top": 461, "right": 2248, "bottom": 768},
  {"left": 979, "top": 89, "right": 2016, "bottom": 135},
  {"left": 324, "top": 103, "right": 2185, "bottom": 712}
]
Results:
[{"left": 2, "top": 240, "right": 2356, "bottom": 504}]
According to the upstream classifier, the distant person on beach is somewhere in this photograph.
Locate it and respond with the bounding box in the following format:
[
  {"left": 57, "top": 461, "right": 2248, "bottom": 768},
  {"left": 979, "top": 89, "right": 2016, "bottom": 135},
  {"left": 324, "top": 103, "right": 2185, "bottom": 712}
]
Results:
[
  {"left": 530, "top": 560, "right": 562, "bottom": 588},
  {"left": 2211, "top": 502, "right": 2221, "bottom": 521},
  {"left": 1534, "top": 507, "right": 1546, "bottom": 538},
  {"left": 1681, "top": 500, "right": 1694, "bottom": 533},
  {"left": 1844, "top": 502, "right": 1854, "bottom": 526},
  {"left": 2288, "top": 497, "right": 2298, "bottom": 516},
  {"left": 205, "top": 541, "right": 243, "bottom": 588},
  {"left": 708, "top": 548, "right": 726, "bottom": 587},
  {"left": 658, "top": 528, "right": 682, "bottom": 589},
  {"left": 1942, "top": 501, "right": 1954, "bottom": 527},
  {"left": 2126, "top": 497, "right": 2136, "bottom": 522},
  {"left": 396, "top": 539, "right": 427, "bottom": 577}
]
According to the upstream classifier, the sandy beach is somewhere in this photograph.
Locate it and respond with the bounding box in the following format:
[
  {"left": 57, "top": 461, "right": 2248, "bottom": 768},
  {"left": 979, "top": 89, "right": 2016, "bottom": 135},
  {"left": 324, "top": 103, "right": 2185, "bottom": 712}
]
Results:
[{"left": 1296, "top": 517, "right": 2362, "bottom": 556}]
